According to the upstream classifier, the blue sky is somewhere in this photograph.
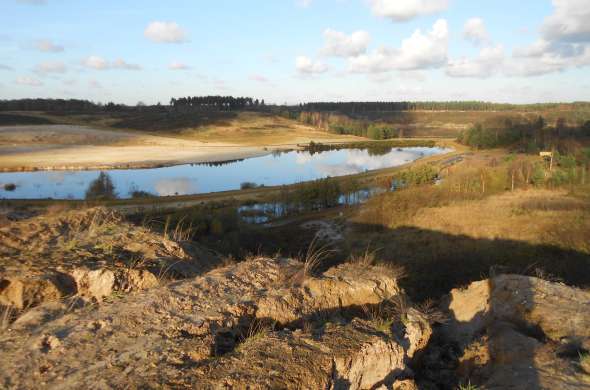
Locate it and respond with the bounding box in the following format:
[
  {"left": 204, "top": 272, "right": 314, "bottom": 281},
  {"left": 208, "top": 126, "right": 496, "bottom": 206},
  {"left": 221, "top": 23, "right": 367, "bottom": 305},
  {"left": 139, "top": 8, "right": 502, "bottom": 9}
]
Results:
[{"left": 1, "top": 0, "right": 589, "bottom": 104}]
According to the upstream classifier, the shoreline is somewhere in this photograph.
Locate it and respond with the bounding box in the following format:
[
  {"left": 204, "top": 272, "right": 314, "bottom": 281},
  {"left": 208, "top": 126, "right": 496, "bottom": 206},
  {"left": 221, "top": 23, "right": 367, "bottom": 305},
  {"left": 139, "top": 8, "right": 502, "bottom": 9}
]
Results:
[
  {"left": 0, "top": 147, "right": 273, "bottom": 173},
  {"left": 0, "top": 145, "right": 463, "bottom": 208},
  {"left": 0, "top": 139, "right": 449, "bottom": 173}
]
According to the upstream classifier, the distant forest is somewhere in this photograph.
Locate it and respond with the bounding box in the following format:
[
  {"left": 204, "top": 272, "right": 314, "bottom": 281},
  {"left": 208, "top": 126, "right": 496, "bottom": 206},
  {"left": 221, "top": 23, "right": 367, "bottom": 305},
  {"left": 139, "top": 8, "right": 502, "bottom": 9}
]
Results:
[
  {"left": 0, "top": 96, "right": 264, "bottom": 112},
  {"left": 300, "top": 101, "right": 590, "bottom": 113},
  {"left": 2, "top": 98, "right": 590, "bottom": 113},
  {"left": 458, "top": 116, "right": 590, "bottom": 151}
]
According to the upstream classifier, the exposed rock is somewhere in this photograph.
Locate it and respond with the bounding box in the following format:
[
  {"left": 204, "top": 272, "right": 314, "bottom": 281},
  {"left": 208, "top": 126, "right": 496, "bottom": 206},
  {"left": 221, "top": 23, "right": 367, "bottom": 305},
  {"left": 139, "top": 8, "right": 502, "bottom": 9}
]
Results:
[
  {"left": 0, "top": 277, "right": 64, "bottom": 309},
  {"left": 114, "top": 269, "right": 159, "bottom": 292},
  {"left": 392, "top": 379, "right": 419, "bottom": 390},
  {"left": 193, "top": 319, "right": 425, "bottom": 389},
  {"left": 0, "top": 207, "right": 212, "bottom": 310},
  {"left": 440, "top": 275, "right": 590, "bottom": 389},
  {"left": 257, "top": 263, "right": 401, "bottom": 325},
  {"left": 71, "top": 268, "right": 115, "bottom": 300},
  {"left": 0, "top": 257, "right": 417, "bottom": 389}
]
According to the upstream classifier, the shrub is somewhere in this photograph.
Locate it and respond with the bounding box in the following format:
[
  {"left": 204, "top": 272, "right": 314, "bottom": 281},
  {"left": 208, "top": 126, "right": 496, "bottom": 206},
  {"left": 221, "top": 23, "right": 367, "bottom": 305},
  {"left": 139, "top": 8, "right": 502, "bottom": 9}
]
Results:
[
  {"left": 85, "top": 172, "right": 117, "bottom": 200},
  {"left": 3, "top": 183, "right": 16, "bottom": 191}
]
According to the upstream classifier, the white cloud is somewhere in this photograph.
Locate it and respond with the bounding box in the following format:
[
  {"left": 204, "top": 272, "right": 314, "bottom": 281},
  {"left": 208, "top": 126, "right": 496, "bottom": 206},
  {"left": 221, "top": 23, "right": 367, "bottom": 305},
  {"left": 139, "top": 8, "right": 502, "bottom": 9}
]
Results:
[
  {"left": 34, "top": 39, "right": 64, "bottom": 52},
  {"left": 321, "top": 29, "right": 371, "bottom": 57},
  {"left": 446, "top": 45, "right": 504, "bottom": 78},
  {"left": 34, "top": 60, "right": 67, "bottom": 74},
  {"left": 83, "top": 55, "right": 108, "bottom": 70},
  {"left": 463, "top": 18, "right": 489, "bottom": 45},
  {"left": 296, "top": 56, "right": 329, "bottom": 74},
  {"left": 112, "top": 58, "right": 141, "bottom": 70},
  {"left": 542, "top": 0, "right": 590, "bottom": 43},
  {"left": 349, "top": 19, "right": 448, "bottom": 73},
  {"left": 296, "top": 0, "right": 312, "bottom": 7},
  {"left": 144, "top": 21, "right": 188, "bottom": 43},
  {"left": 507, "top": 0, "right": 590, "bottom": 77},
  {"left": 82, "top": 56, "right": 141, "bottom": 70},
  {"left": 169, "top": 61, "right": 190, "bottom": 70},
  {"left": 15, "top": 76, "right": 43, "bottom": 86},
  {"left": 370, "top": 0, "right": 448, "bottom": 22}
]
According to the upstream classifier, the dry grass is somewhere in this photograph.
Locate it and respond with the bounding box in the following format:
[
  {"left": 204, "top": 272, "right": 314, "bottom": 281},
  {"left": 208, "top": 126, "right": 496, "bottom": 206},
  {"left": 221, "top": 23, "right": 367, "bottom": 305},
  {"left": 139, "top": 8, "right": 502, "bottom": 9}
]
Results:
[
  {"left": 348, "top": 247, "right": 406, "bottom": 281},
  {"left": 236, "top": 319, "right": 273, "bottom": 352},
  {"left": 0, "top": 305, "right": 15, "bottom": 333},
  {"left": 186, "top": 112, "right": 358, "bottom": 145},
  {"left": 300, "top": 237, "right": 335, "bottom": 279}
]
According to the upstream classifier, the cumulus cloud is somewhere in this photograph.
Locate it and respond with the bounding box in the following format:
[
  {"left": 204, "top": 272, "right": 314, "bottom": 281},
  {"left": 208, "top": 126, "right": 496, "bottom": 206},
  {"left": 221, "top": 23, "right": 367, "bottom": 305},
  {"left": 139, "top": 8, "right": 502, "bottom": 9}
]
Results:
[
  {"left": 83, "top": 55, "right": 108, "bottom": 69},
  {"left": 320, "top": 29, "right": 371, "bottom": 57},
  {"left": 370, "top": 0, "right": 448, "bottom": 22},
  {"left": 169, "top": 61, "right": 190, "bottom": 70},
  {"left": 15, "top": 76, "right": 43, "bottom": 86},
  {"left": 295, "top": 56, "right": 329, "bottom": 74},
  {"left": 34, "top": 60, "right": 67, "bottom": 74},
  {"left": 144, "top": 21, "right": 188, "bottom": 43},
  {"left": 0, "top": 64, "right": 13, "bottom": 71},
  {"left": 507, "top": 0, "right": 590, "bottom": 77},
  {"left": 463, "top": 18, "right": 489, "bottom": 45},
  {"left": 34, "top": 39, "right": 64, "bottom": 52},
  {"left": 112, "top": 58, "right": 141, "bottom": 70},
  {"left": 82, "top": 56, "right": 141, "bottom": 70},
  {"left": 446, "top": 45, "right": 504, "bottom": 78},
  {"left": 542, "top": 0, "right": 590, "bottom": 43},
  {"left": 348, "top": 19, "right": 448, "bottom": 73}
]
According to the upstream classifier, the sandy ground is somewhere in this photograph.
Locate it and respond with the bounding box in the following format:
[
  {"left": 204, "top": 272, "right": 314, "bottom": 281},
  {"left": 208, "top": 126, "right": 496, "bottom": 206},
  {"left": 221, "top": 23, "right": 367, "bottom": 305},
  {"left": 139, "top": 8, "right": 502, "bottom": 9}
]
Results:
[{"left": 0, "top": 124, "right": 352, "bottom": 171}]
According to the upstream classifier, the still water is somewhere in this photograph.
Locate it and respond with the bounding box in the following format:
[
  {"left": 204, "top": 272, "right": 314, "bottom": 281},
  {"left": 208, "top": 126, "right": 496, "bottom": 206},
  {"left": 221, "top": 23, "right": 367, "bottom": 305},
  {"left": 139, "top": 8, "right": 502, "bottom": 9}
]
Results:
[{"left": 0, "top": 147, "right": 451, "bottom": 200}]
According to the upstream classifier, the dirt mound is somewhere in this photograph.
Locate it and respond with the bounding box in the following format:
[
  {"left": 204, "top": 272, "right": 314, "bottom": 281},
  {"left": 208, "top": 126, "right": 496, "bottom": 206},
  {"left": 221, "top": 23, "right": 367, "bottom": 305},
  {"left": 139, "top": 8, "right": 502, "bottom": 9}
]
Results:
[
  {"left": 0, "top": 207, "right": 217, "bottom": 309},
  {"left": 421, "top": 275, "right": 590, "bottom": 389},
  {"left": 0, "top": 257, "right": 426, "bottom": 389}
]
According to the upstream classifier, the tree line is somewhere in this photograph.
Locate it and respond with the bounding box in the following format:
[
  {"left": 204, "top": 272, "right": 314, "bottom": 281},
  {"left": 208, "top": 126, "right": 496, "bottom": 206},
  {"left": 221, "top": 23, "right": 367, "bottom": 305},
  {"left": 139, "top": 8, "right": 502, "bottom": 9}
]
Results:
[
  {"left": 458, "top": 115, "right": 590, "bottom": 151},
  {"left": 0, "top": 98, "right": 99, "bottom": 112},
  {"left": 298, "top": 101, "right": 590, "bottom": 113},
  {"left": 169, "top": 96, "right": 264, "bottom": 111}
]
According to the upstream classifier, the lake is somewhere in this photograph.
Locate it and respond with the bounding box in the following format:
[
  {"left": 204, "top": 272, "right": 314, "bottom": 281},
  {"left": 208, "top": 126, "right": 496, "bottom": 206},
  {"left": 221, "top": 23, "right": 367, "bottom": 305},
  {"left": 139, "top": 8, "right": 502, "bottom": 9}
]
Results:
[{"left": 0, "top": 146, "right": 451, "bottom": 200}]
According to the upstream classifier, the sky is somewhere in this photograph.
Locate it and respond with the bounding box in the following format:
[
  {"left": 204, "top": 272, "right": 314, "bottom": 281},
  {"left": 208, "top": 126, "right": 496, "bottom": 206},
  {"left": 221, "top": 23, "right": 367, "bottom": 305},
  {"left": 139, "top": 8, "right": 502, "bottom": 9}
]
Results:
[{"left": 1, "top": 0, "right": 589, "bottom": 105}]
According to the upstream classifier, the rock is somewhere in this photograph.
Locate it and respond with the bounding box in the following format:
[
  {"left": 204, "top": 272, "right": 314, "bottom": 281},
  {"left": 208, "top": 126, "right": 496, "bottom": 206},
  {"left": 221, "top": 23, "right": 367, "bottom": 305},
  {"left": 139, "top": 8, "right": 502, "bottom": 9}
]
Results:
[
  {"left": 256, "top": 263, "right": 401, "bottom": 326},
  {"left": 392, "top": 379, "right": 419, "bottom": 390},
  {"left": 441, "top": 275, "right": 590, "bottom": 389},
  {"left": 442, "top": 279, "right": 491, "bottom": 346},
  {"left": 195, "top": 319, "right": 425, "bottom": 390},
  {"left": 0, "top": 277, "right": 63, "bottom": 309},
  {"left": 0, "top": 278, "right": 24, "bottom": 309},
  {"left": 404, "top": 309, "right": 433, "bottom": 359},
  {"left": 0, "top": 257, "right": 414, "bottom": 389},
  {"left": 115, "top": 269, "right": 158, "bottom": 292},
  {"left": 71, "top": 268, "right": 115, "bottom": 301}
]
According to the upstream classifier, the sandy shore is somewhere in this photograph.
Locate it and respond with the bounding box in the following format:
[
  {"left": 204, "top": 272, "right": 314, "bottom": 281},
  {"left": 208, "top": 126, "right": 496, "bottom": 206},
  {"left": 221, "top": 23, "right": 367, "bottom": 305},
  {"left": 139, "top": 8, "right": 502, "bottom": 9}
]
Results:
[{"left": 0, "top": 125, "right": 300, "bottom": 172}]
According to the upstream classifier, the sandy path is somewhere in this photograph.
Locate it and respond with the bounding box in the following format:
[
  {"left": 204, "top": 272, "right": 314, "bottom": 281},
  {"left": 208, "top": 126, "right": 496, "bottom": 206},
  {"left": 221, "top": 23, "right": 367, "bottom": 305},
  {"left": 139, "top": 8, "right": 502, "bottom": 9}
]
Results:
[{"left": 0, "top": 125, "right": 273, "bottom": 171}]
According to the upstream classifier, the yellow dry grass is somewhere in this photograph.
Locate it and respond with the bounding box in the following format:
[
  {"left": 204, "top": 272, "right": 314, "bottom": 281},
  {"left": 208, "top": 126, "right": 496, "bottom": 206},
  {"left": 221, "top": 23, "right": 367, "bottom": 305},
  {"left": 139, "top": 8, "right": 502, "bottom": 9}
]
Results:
[
  {"left": 409, "top": 189, "right": 589, "bottom": 251},
  {"left": 181, "top": 112, "right": 361, "bottom": 145}
]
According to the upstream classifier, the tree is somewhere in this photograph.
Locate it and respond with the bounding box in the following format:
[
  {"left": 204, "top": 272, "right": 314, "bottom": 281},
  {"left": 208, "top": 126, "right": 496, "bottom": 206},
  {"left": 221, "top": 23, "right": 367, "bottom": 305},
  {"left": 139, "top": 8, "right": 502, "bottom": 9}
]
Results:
[{"left": 85, "top": 172, "right": 117, "bottom": 200}]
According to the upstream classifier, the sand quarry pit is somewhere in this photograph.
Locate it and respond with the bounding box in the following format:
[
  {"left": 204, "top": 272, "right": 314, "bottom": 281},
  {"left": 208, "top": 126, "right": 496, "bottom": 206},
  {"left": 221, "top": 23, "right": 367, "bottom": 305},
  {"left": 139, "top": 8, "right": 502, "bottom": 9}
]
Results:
[{"left": 0, "top": 125, "right": 268, "bottom": 171}]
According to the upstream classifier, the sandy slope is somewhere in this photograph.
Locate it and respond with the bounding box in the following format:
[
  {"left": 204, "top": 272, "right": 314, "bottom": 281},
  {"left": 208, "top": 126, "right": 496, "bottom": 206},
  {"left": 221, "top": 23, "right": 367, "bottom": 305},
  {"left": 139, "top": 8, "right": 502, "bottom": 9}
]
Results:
[{"left": 0, "top": 124, "right": 321, "bottom": 171}]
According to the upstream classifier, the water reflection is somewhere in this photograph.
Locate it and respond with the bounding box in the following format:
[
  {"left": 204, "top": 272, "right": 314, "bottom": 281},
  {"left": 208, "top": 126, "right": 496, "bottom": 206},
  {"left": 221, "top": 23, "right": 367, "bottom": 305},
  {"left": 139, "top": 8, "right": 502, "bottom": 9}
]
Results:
[{"left": 0, "top": 146, "right": 451, "bottom": 200}]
